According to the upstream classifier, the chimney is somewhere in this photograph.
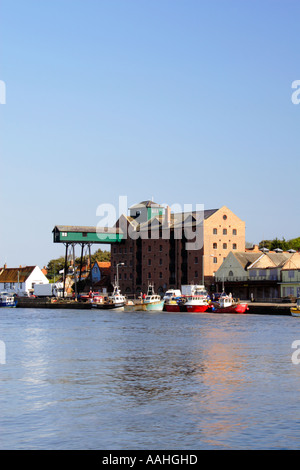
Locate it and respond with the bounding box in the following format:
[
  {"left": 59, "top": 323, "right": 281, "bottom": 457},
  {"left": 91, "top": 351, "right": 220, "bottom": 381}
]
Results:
[
  {"left": 4, "top": 263, "right": 7, "bottom": 269},
  {"left": 165, "top": 205, "right": 171, "bottom": 226}
]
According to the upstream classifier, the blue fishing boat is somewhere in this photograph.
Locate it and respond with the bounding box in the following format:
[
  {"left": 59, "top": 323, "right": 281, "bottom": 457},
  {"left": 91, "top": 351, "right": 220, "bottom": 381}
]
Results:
[{"left": 0, "top": 292, "right": 17, "bottom": 307}]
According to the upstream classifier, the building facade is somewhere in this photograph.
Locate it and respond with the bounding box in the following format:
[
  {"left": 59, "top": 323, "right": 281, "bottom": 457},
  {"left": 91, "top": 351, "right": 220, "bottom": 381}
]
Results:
[
  {"left": 110, "top": 200, "right": 245, "bottom": 295},
  {"left": 0, "top": 265, "right": 49, "bottom": 296},
  {"left": 280, "top": 252, "right": 300, "bottom": 298},
  {"left": 215, "top": 250, "right": 299, "bottom": 300}
]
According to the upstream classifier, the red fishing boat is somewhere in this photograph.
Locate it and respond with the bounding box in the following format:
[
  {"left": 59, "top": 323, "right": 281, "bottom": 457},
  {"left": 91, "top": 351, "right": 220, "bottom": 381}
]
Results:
[
  {"left": 212, "top": 295, "right": 248, "bottom": 314},
  {"left": 164, "top": 300, "right": 181, "bottom": 312},
  {"left": 185, "top": 287, "right": 210, "bottom": 313}
]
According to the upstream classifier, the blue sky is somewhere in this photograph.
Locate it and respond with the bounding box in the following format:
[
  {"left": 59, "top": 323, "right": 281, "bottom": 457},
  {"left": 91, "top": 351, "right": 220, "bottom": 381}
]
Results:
[{"left": 1, "top": 0, "right": 299, "bottom": 267}]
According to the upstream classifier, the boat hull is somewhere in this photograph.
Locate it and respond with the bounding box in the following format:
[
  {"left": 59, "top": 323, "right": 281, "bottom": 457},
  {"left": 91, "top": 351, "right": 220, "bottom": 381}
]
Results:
[
  {"left": 0, "top": 299, "right": 17, "bottom": 308},
  {"left": 291, "top": 308, "right": 300, "bottom": 317},
  {"left": 213, "top": 303, "right": 248, "bottom": 314},
  {"left": 92, "top": 302, "right": 125, "bottom": 310},
  {"left": 124, "top": 303, "right": 144, "bottom": 312},
  {"left": 142, "top": 301, "right": 164, "bottom": 311},
  {"left": 165, "top": 303, "right": 181, "bottom": 312},
  {"left": 186, "top": 304, "right": 209, "bottom": 313}
]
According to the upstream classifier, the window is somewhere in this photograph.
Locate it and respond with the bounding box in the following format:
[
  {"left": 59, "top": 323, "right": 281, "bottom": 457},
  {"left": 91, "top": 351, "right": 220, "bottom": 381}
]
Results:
[
  {"left": 124, "top": 273, "right": 127, "bottom": 280},
  {"left": 213, "top": 228, "right": 217, "bottom": 234},
  {"left": 213, "top": 257, "right": 218, "bottom": 264},
  {"left": 148, "top": 259, "right": 151, "bottom": 266},
  {"left": 159, "top": 245, "right": 162, "bottom": 252},
  {"left": 62, "top": 232, "right": 67, "bottom": 237},
  {"left": 148, "top": 272, "right": 151, "bottom": 279},
  {"left": 233, "top": 229, "right": 237, "bottom": 235},
  {"left": 223, "top": 229, "right": 227, "bottom": 235},
  {"left": 213, "top": 242, "right": 217, "bottom": 249},
  {"left": 130, "top": 273, "right": 133, "bottom": 279},
  {"left": 289, "top": 270, "right": 295, "bottom": 278},
  {"left": 195, "top": 257, "right": 198, "bottom": 264},
  {"left": 159, "top": 272, "right": 163, "bottom": 279},
  {"left": 159, "top": 258, "right": 163, "bottom": 265},
  {"left": 82, "top": 232, "right": 87, "bottom": 237},
  {"left": 229, "top": 270, "right": 233, "bottom": 277},
  {"left": 195, "top": 271, "right": 198, "bottom": 278},
  {"left": 223, "top": 243, "right": 227, "bottom": 249},
  {"left": 233, "top": 243, "right": 237, "bottom": 250},
  {"left": 223, "top": 215, "right": 227, "bottom": 220},
  {"left": 148, "top": 246, "right": 152, "bottom": 252}
]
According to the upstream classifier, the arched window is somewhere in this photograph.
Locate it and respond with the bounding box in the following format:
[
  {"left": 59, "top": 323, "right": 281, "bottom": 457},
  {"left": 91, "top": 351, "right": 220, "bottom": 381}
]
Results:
[{"left": 229, "top": 270, "right": 233, "bottom": 277}]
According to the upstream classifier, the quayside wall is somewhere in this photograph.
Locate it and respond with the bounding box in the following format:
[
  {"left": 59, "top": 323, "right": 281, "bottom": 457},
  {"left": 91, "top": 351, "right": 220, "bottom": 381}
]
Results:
[{"left": 15, "top": 298, "right": 295, "bottom": 315}]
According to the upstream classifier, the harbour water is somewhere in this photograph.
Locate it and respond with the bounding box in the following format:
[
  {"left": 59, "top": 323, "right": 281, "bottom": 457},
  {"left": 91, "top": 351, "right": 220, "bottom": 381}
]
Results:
[{"left": 1, "top": 308, "right": 300, "bottom": 450}]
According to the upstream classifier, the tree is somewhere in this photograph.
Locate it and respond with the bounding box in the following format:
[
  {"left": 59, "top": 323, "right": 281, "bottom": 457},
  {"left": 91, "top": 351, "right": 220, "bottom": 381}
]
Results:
[{"left": 46, "top": 256, "right": 66, "bottom": 281}]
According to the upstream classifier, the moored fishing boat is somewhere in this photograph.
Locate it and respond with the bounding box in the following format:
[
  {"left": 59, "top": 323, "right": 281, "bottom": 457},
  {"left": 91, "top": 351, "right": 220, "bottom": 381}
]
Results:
[
  {"left": 142, "top": 284, "right": 164, "bottom": 311},
  {"left": 185, "top": 286, "right": 210, "bottom": 313},
  {"left": 164, "top": 295, "right": 187, "bottom": 312},
  {"left": 291, "top": 298, "right": 300, "bottom": 317},
  {"left": 0, "top": 292, "right": 17, "bottom": 308},
  {"left": 94, "top": 283, "right": 125, "bottom": 310},
  {"left": 212, "top": 295, "right": 248, "bottom": 314}
]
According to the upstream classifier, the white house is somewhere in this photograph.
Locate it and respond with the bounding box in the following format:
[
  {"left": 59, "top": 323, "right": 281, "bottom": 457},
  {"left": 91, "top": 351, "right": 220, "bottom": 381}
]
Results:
[{"left": 0, "top": 265, "right": 49, "bottom": 296}]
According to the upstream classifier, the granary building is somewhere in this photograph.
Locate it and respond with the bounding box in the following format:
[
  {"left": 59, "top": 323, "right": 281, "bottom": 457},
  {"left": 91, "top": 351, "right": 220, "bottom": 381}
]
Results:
[{"left": 111, "top": 200, "right": 245, "bottom": 295}]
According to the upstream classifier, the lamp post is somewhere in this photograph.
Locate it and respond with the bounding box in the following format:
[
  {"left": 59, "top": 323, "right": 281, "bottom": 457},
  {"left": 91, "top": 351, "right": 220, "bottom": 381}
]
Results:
[{"left": 116, "top": 262, "right": 125, "bottom": 287}]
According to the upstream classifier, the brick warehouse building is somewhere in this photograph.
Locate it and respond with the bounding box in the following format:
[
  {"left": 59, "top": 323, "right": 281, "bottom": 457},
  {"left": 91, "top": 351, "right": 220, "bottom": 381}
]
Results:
[{"left": 110, "top": 200, "right": 245, "bottom": 296}]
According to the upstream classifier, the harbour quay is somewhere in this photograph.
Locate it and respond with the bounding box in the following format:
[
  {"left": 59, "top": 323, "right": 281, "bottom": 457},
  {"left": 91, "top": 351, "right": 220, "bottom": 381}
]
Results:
[{"left": 16, "top": 297, "right": 295, "bottom": 315}]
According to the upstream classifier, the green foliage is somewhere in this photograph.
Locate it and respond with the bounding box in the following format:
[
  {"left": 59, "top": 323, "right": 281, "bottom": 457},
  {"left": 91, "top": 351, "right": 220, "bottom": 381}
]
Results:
[
  {"left": 46, "top": 256, "right": 65, "bottom": 281},
  {"left": 259, "top": 237, "right": 300, "bottom": 251},
  {"left": 46, "top": 249, "right": 111, "bottom": 281},
  {"left": 75, "top": 248, "right": 111, "bottom": 265}
]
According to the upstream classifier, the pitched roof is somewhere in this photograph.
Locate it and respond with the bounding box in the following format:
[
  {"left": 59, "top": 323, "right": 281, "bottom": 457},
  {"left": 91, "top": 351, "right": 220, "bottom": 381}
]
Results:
[
  {"left": 53, "top": 225, "right": 122, "bottom": 234},
  {"left": 232, "top": 252, "right": 263, "bottom": 269},
  {"left": 247, "top": 252, "right": 292, "bottom": 270},
  {"left": 0, "top": 266, "right": 36, "bottom": 283},
  {"left": 129, "top": 200, "right": 164, "bottom": 209},
  {"left": 281, "top": 252, "right": 300, "bottom": 270},
  {"left": 95, "top": 261, "right": 111, "bottom": 269},
  {"left": 127, "top": 209, "right": 219, "bottom": 232}
]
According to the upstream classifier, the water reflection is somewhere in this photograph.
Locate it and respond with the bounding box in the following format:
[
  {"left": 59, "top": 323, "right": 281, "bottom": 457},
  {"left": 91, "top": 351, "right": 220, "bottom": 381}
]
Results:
[{"left": 1, "top": 309, "right": 300, "bottom": 449}]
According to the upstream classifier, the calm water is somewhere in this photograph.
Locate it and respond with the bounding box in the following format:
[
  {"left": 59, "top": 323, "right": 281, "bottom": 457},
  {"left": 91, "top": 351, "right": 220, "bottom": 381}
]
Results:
[{"left": 1, "top": 307, "right": 300, "bottom": 450}]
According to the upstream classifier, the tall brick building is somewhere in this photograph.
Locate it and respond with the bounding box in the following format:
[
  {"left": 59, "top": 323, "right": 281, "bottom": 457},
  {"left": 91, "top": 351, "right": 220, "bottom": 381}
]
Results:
[{"left": 110, "top": 200, "right": 245, "bottom": 295}]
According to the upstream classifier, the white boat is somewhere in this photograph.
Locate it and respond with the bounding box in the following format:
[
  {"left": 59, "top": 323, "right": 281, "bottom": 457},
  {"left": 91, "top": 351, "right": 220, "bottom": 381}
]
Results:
[
  {"left": 142, "top": 284, "right": 164, "bottom": 311},
  {"left": 95, "top": 283, "right": 126, "bottom": 310},
  {"left": 0, "top": 292, "right": 17, "bottom": 308},
  {"left": 163, "top": 289, "right": 181, "bottom": 302}
]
